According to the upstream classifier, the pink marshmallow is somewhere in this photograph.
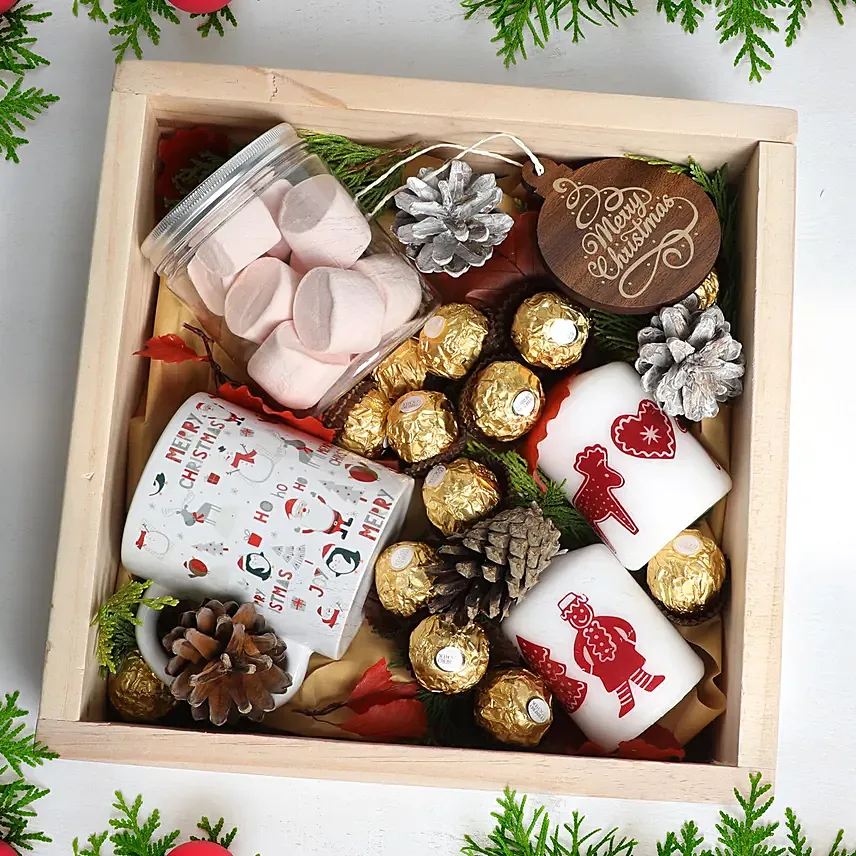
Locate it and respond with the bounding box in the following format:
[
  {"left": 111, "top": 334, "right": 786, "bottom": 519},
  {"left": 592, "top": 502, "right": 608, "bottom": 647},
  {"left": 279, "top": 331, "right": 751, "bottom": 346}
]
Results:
[
  {"left": 353, "top": 254, "right": 423, "bottom": 334},
  {"left": 293, "top": 267, "right": 385, "bottom": 354},
  {"left": 187, "top": 254, "right": 236, "bottom": 315},
  {"left": 224, "top": 257, "right": 300, "bottom": 344},
  {"left": 195, "top": 196, "right": 281, "bottom": 276},
  {"left": 260, "top": 179, "right": 293, "bottom": 262},
  {"left": 248, "top": 321, "right": 350, "bottom": 411},
  {"left": 278, "top": 174, "right": 371, "bottom": 269}
]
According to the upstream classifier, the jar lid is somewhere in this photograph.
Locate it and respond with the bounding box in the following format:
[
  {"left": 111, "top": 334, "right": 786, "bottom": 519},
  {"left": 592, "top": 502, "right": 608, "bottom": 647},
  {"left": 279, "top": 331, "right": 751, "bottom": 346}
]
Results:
[{"left": 142, "top": 123, "right": 303, "bottom": 278}]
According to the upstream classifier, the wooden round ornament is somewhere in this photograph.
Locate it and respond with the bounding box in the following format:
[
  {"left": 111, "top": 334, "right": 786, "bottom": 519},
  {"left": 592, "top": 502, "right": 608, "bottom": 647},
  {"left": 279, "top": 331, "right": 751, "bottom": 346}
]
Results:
[{"left": 522, "top": 158, "right": 720, "bottom": 314}]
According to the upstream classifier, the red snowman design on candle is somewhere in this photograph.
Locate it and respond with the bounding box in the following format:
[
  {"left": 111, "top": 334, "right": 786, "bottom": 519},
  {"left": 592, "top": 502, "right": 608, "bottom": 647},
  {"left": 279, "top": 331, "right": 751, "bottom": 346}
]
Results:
[{"left": 558, "top": 592, "right": 664, "bottom": 719}]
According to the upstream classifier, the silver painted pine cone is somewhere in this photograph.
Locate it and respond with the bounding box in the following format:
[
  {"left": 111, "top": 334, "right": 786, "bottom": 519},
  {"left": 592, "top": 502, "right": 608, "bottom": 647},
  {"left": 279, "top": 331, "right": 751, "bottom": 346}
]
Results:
[
  {"left": 392, "top": 160, "right": 514, "bottom": 277},
  {"left": 635, "top": 300, "right": 745, "bottom": 422}
]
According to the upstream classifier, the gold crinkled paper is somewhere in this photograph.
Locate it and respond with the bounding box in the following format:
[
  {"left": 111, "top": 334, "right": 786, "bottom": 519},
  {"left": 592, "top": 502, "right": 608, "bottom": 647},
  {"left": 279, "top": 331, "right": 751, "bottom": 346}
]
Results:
[
  {"left": 337, "top": 387, "right": 390, "bottom": 459},
  {"left": 475, "top": 667, "right": 553, "bottom": 747},
  {"left": 464, "top": 361, "right": 544, "bottom": 442},
  {"left": 372, "top": 338, "right": 429, "bottom": 401},
  {"left": 511, "top": 292, "right": 590, "bottom": 370},
  {"left": 386, "top": 390, "right": 458, "bottom": 463},
  {"left": 108, "top": 650, "right": 176, "bottom": 723},
  {"left": 409, "top": 615, "right": 489, "bottom": 694},
  {"left": 375, "top": 541, "right": 439, "bottom": 617},
  {"left": 422, "top": 458, "right": 501, "bottom": 536},
  {"left": 693, "top": 269, "right": 720, "bottom": 311},
  {"left": 419, "top": 303, "right": 489, "bottom": 379},
  {"left": 647, "top": 528, "right": 727, "bottom": 615}
]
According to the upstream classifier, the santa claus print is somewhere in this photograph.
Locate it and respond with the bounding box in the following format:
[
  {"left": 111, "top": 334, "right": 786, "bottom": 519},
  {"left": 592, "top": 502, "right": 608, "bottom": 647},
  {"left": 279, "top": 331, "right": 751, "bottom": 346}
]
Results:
[
  {"left": 196, "top": 398, "right": 245, "bottom": 425},
  {"left": 558, "top": 592, "right": 664, "bottom": 719},
  {"left": 285, "top": 494, "right": 353, "bottom": 540}
]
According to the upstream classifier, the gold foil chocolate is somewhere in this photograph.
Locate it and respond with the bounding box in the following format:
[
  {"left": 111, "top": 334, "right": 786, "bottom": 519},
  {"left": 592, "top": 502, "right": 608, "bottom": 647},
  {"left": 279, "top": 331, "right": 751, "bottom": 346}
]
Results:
[
  {"left": 409, "top": 615, "right": 489, "bottom": 694},
  {"left": 337, "top": 387, "right": 390, "bottom": 459},
  {"left": 693, "top": 269, "right": 720, "bottom": 311},
  {"left": 373, "top": 338, "right": 429, "bottom": 401},
  {"left": 464, "top": 361, "right": 544, "bottom": 442},
  {"left": 647, "top": 528, "right": 727, "bottom": 615},
  {"left": 419, "top": 303, "right": 489, "bottom": 379},
  {"left": 512, "top": 292, "right": 590, "bottom": 370},
  {"left": 475, "top": 667, "right": 553, "bottom": 747},
  {"left": 375, "top": 541, "right": 440, "bottom": 617},
  {"left": 422, "top": 458, "right": 501, "bottom": 536},
  {"left": 108, "top": 650, "right": 176, "bottom": 723},
  {"left": 386, "top": 390, "right": 459, "bottom": 463}
]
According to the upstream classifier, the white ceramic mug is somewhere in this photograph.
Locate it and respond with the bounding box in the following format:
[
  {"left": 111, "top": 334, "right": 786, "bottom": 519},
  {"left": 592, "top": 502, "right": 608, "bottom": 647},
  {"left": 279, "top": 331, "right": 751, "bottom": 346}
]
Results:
[
  {"left": 123, "top": 392, "right": 414, "bottom": 701},
  {"left": 527, "top": 362, "right": 731, "bottom": 570},
  {"left": 502, "top": 545, "right": 704, "bottom": 751}
]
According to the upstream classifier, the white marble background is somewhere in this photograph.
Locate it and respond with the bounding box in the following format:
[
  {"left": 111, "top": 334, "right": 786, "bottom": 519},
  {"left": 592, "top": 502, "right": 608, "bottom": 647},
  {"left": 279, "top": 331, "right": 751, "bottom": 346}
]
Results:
[{"left": 0, "top": 0, "right": 853, "bottom": 851}]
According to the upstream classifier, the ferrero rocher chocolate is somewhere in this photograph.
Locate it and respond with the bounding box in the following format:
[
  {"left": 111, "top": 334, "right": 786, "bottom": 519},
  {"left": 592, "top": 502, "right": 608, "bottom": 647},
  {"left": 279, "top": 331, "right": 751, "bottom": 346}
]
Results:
[
  {"left": 422, "top": 458, "right": 501, "bottom": 536},
  {"left": 464, "top": 361, "right": 544, "bottom": 442},
  {"left": 693, "top": 269, "right": 720, "bottom": 311},
  {"left": 474, "top": 667, "right": 553, "bottom": 747},
  {"left": 373, "top": 338, "right": 429, "bottom": 401},
  {"left": 409, "top": 614, "right": 489, "bottom": 693},
  {"left": 107, "top": 650, "right": 176, "bottom": 723},
  {"left": 386, "top": 390, "right": 458, "bottom": 463},
  {"left": 337, "top": 387, "right": 390, "bottom": 459},
  {"left": 419, "top": 303, "right": 489, "bottom": 379},
  {"left": 511, "top": 292, "right": 590, "bottom": 370},
  {"left": 375, "top": 541, "right": 440, "bottom": 617},
  {"left": 647, "top": 528, "right": 727, "bottom": 616}
]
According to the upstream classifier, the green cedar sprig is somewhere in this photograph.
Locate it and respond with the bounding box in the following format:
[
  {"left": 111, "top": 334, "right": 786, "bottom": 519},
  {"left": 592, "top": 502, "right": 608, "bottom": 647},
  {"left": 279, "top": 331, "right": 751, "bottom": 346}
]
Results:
[
  {"left": 298, "top": 130, "right": 420, "bottom": 214},
  {"left": 0, "top": 76, "right": 58, "bottom": 163},
  {"left": 0, "top": 693, "right": 55, "bottom": 852},
  {"left": 191, "top": 6, "right": 238, "bottom": 37},
  {"left": 0, "top": 4, "right": 51, "bottom": 74},
  {"left": 74, "top": 793, "right": 255, "bottom": 856},
  {"left": 91, "top": 579, "right": 179, "bottom": 677}
]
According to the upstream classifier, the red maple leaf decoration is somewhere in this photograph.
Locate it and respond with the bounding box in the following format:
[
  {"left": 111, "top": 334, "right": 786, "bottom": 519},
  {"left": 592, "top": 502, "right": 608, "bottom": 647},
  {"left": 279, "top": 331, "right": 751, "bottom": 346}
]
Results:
[
  {"left": 217, "top": 382, "right": 335, "bottom": 444},
  {"left": 579, "top": 725, "right": 685, "bottom": 761},
  {"left": 344, "top": 658, "right": 419, "bottom": 714},
  {"left": 428, "top": 211, "right": 547, "bottom": 310},
  {"left": 337, "top": 698, "right": 428, "bottom": 740},
  {"left": 134, "top": 334, "right": 209, "bottom": 364},
  {"left": 155, "top": 127, "right": 230, "bottom": 208}
]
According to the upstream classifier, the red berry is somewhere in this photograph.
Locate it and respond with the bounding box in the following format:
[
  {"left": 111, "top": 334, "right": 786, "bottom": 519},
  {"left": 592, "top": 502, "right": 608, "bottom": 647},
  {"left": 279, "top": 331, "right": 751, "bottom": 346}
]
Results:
[
  {"left": 168, "top": 0, "right": 231, "bottom": 12},
  {"left": 169, "top": 843, "right": 231, "bottom": 856},
  {"left": 0, "top": 0, "right": 17, "bottom": 16},
  {"left": 0, "top": 842, "right": 18, "bottom": 856}
]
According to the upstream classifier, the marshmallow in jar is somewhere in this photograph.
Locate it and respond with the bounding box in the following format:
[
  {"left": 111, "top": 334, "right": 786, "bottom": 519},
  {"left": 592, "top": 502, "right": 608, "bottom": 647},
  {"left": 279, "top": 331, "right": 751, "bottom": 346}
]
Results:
[
  {"left": 502, "top": 544, "right": 704, "bottom": 751},
  {"left": 525, "top": 362, "right": 731, "bottom": 570},
  {"left": 142, "top": 123, "right": 438, "bottom": 415}
]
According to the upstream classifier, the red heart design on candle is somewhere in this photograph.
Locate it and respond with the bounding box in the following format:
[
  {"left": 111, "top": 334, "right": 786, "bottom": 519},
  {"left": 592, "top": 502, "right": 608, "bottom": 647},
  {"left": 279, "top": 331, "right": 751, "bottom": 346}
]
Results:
[{"left": 611, "top": 400, "right": 676, "bottom": 460}]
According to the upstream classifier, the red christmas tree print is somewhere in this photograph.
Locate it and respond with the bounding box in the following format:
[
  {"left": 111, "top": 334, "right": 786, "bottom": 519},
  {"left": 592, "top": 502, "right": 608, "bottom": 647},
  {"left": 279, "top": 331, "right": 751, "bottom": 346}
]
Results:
[
  {"left": 516, "top": 636, "right": 588, "bottom": 713},
  {"left": 572, "top": 445, "right": 638, "bottom": 549},
  {"left": 611, "top": 400, "right": 676, "bottom": 460},
  {"left": 558, "top": 593, "right": 665, "bottom": 719}
]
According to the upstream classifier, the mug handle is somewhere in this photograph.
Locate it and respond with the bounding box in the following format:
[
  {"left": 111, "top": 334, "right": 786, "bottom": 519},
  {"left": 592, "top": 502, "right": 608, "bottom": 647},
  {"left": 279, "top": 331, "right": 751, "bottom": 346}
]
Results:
[{"left": 135, "top": 584, "right": 313, "bottom": 708}]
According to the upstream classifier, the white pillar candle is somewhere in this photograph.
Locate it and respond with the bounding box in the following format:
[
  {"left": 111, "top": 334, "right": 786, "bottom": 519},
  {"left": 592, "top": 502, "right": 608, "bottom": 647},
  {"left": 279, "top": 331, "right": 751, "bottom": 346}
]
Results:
[
  {"left": 279, "top": 174, "right": 372, "bottom": 269},
  {"left": 502, "top": 544, "right": 704, "bottom": 752},
  {"left": 526, "top": 362, "right": 731, "bottom": 570},
  {"left": 224, "top": 257, "right": 299, "bottom": 343}
]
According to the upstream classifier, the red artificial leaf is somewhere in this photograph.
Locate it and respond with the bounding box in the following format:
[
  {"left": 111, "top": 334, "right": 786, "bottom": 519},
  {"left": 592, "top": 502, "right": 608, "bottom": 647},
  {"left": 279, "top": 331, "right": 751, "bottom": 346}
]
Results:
[
  {"left": 338, "top": 698, "right": 428, "bottom": 740},
  {"left": 428, "top": 211, "right": 547, "bottom": 310},
  {"left": 579, "top": 725, "right": 685, "bottom": 761},
  {"left": 155, "top": 126, "right": 230, "bottom": 204},
  {"left": 217, "top": 382, "right": 335, "bottom": 443},
  {"left": 345, "top": 658, "right": 419, "bottom": 714},
  {"left": 134, "top": 334, "right": 209, "bottom": 364}
]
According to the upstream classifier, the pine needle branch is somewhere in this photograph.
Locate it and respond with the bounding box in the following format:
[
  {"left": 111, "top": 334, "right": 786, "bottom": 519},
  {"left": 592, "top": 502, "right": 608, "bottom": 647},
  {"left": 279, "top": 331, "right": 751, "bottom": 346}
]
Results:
[
  {"left": 0, "top": 4, "right": 52, "bottom": 74},
  {"left": 0, "top": 693, "right": 57, "bottom": 777},
  {"left": 0, "top": 76, "right": 57, "bottom": 164},
  {"left": 192, "top": 817, "right": 238, "bottom": 849},
  {"left": 164, "top": 149, "right": 231, "bottom": 210},
  {"left": 191, "top": 6, "right": 238, "bottom": 38},
  {"left": 109, "top": 0, "right": 180, "bottom": 64},
  {"left": 91, "top": 579, "right": 179, "bottom": 676},
  {"left": 72, "top": 0, "right": 110, "bottom": 24}
]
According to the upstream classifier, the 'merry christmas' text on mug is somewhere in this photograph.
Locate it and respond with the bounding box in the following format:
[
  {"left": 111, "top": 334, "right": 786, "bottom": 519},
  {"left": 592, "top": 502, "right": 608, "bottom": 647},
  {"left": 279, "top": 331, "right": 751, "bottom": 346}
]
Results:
[
  {"left": 501, "top": 544, "right": 704, "bottom": 751},
  {"left": 524, "top": 362, "right": 731, "bottom": 570},
  {"left": 123, "top": 393, "right": 414, "bottom": 703}
]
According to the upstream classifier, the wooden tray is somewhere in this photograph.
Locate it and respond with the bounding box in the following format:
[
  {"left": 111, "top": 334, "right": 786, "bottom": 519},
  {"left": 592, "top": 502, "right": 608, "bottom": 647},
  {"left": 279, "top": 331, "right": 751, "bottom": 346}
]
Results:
[{"left": 37, "top": 61, "right": 796, "bottom": 803}]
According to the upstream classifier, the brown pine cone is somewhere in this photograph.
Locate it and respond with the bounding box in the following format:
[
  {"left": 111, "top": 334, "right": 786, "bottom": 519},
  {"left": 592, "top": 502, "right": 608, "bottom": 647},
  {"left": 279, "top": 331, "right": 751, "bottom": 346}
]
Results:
[
  {"left": 162, "top": 600, "right": 292, "bottom": 726},
  {"left": 429, "top": 504, "right": 561, "bottom": 625}
]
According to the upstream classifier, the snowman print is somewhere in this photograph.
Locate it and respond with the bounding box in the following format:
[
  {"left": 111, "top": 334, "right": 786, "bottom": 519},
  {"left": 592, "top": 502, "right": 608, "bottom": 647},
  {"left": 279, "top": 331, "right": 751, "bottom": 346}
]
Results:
[{"left": 132, "top": 523, "right": 171, "bottom": 559}]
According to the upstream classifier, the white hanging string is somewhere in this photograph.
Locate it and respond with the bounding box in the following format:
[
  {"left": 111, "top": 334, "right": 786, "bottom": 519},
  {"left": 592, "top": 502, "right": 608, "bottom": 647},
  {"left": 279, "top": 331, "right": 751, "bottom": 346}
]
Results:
[{"left": 355, "top": 132, "right": 545, "bottom": 220}]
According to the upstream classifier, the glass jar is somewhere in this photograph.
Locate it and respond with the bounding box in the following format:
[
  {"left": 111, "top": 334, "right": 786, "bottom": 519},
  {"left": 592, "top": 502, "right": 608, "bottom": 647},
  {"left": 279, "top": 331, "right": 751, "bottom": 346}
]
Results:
[{"left": 142, "top": 123, "right": 438, "bottom": 414}]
